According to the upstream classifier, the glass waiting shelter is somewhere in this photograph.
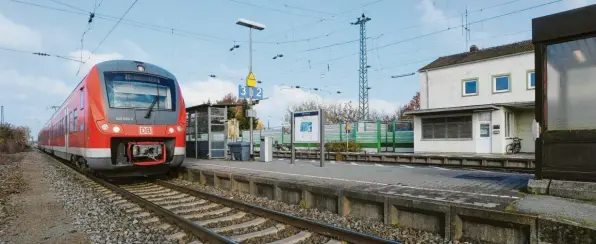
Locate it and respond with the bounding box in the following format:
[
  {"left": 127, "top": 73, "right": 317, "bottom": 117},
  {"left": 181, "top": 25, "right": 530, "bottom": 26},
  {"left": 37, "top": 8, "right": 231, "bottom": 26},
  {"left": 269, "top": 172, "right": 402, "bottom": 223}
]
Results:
[
  {"left": 533, "top": 4, "right": 596, "bottom": 181},
  {"left": 185, "top": 104, "right": 230, "bottom": 159}
]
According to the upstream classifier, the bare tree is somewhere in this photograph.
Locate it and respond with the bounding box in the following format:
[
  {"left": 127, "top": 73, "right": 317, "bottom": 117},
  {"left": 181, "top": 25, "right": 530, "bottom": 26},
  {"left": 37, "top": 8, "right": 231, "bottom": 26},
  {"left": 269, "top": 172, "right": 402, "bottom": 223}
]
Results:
[{"left": 285, "top": 100, "right": 387, "bottom": 124}]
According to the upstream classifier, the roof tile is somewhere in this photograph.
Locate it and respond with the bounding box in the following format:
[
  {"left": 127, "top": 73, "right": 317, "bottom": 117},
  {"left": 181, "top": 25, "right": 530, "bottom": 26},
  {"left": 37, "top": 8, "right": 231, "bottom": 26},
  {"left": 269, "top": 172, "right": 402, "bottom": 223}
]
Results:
[{"left": 419, "top": 40, "right": 534, "bottom": 71}]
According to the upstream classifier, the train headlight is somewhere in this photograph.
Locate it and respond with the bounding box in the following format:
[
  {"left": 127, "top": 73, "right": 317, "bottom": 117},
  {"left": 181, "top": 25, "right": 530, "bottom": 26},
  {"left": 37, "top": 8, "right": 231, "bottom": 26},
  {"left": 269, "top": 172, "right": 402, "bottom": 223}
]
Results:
[
  {"left": 177, "top": 126, "right": 182, "bottom": 132},
  {"left": 112, "top": 126, "right": 121, "bottom": 133},
  {"left": 101, "top": 124, "right": 109, "bottom": 131},
  {"left": 168, "top": 127, "right": 175, "bottom": 134}
]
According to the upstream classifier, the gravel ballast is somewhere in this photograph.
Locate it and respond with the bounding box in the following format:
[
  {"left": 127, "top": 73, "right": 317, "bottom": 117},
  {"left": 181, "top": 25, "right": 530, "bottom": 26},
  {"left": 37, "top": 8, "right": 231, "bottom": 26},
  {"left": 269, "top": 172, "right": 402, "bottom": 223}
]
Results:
[
  {"left": 38, "top": 152, "right": 188, "bottom": 244},
  {"left": 170, "top": 178, "right": 473, "bottom": 244}
]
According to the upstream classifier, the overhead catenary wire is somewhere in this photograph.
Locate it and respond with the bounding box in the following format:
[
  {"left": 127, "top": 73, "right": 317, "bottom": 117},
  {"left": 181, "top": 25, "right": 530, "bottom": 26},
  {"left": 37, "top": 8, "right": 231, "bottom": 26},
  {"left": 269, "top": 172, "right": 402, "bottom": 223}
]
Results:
[
  {"left": 260, "top": 0, "right": 389, "bottom": 41},
  {"left": 262, "top": 0, "right": 530, "bottom": 63},
  {"left": 76, "top": 0, "right": 139, "bottom": 76},
  {"left": 273, "top": 0, "right": 561, "bottom": 77},
  {"left": 305, "top": 28, "right": 533, "bottom": 90},
  {"left": 14, "top": 0, "right": 336, "bottom": 46},
  {"left": 0, "top": 46, "right": 83, "bottom": 63},
  {"left": 222, "top": 0, "right": 322, "bottom": 19},
  {"left": 11, "top": 0, "right": 230, "bottom": 44},
  {"left": 385, "top": 0, "right": 526, "bottom": 34},
  {"left": 277, "top": 30, "right": 533, "bottom": 88}
]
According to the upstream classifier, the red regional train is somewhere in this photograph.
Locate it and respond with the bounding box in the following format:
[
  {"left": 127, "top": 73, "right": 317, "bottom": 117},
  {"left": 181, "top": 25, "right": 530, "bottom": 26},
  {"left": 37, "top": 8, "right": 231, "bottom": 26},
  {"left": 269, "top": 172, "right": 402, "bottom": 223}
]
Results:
[{"left": 38, "top": 60, "right": 186, "bottom": 177}]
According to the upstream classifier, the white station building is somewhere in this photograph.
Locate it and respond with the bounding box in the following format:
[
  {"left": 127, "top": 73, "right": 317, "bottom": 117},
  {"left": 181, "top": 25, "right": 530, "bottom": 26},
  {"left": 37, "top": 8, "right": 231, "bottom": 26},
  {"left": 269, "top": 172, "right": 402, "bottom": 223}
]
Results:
[{"left": 406, "top": 40, "right": 536, "bottom": 154}]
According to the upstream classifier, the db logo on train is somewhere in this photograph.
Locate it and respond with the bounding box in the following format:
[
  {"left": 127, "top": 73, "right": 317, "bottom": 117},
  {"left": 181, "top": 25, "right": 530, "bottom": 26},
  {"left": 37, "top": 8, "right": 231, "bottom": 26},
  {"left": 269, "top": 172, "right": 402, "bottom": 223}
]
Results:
[{"left": 139, "top": 126, "right": 153, "bottom": 135}]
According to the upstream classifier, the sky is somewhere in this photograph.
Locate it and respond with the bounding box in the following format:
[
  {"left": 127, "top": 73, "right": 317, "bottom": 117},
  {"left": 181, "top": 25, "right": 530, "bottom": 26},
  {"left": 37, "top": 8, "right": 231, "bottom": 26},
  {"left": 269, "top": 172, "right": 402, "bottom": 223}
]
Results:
[{"left": 0, "top": 0, "right": 594, "bottom": 137}]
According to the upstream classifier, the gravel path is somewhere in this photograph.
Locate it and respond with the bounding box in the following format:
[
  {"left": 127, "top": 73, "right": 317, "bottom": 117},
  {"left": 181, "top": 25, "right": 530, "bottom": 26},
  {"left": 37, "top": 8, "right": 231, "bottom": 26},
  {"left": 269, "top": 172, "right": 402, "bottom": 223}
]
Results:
[
  {"left": 4, "top": 151, "right": 190, "bottom": 244},
  {"left": 170, "top": 178, "right": 461, "bottom": 244},
  {"left": 0, "top": 152, "right": 90, "bottom": 244}
]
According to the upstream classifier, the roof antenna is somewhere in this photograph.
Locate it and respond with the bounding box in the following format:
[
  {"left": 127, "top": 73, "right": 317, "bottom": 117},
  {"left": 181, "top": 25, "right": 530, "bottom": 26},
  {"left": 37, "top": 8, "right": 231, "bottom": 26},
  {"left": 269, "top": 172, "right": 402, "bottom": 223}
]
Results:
[{"left": 462, "top": 5, "right": 470, "bottom": 51}]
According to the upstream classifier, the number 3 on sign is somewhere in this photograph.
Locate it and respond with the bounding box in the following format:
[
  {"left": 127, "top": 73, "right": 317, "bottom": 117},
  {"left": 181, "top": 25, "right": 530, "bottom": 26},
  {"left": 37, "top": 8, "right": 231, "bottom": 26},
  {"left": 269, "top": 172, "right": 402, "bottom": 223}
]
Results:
[{"left": 238, "top": 85, "right": 247, "bottom": 99}]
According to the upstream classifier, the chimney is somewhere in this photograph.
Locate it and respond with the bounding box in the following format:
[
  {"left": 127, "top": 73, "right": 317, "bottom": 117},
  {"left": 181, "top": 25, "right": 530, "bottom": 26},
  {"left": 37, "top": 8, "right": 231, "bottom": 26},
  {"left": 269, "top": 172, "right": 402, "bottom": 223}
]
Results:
[{"left": 469, "top": 45, "right": 479, "bottom": 52}]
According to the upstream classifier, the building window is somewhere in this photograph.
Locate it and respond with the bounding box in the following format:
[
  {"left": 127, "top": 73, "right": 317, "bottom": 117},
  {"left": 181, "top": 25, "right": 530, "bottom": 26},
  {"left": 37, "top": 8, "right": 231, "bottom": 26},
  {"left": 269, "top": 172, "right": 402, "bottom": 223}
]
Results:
[
  {"left": 493, "top": 74, "right": 510, "bottom": 93},
  {"left": 505, "top": 112, "right": 514, "bottom": 137},
  {"left": 421, "top": 116, "right": 472, "bottom": 139},
  {"left": 462, "top": 79, "right": 478, "bottom": 96},
  {"left": 527, "top": 71, "right": 535, "bottom": 89}
]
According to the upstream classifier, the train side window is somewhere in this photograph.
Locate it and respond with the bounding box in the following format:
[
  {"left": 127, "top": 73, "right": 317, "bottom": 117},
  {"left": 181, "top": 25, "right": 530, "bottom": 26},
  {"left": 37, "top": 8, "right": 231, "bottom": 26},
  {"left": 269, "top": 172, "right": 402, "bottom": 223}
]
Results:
[
  {"left": 80, "top": 88, "right": 84, "bottom": 110},
  {"left": 69, "top": 112, "right": 73, "bottom": 133},
  {"left": 73, "top": 109, "right": 78, "bottom": 133}
]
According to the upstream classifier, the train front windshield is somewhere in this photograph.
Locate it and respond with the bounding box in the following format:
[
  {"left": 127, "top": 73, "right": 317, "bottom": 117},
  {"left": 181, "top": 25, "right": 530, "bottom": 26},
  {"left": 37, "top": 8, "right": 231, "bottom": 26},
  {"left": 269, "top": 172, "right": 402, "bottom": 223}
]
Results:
[{"left": 104, "top": 73, "right": 177, "bottom": 110}]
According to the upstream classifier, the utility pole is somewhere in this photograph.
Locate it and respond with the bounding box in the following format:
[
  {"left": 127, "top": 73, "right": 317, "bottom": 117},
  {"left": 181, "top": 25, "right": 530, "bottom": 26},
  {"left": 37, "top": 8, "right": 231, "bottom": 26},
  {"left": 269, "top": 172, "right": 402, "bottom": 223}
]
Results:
[
  {"left": 1, "top": 105, "right": 4, "bottom": 125},
  {"left": 351, "top": 14, "right": 371, "bottom": 120},
  {"left": 236, "top": 18, "right": 265, "bottom": 158}
]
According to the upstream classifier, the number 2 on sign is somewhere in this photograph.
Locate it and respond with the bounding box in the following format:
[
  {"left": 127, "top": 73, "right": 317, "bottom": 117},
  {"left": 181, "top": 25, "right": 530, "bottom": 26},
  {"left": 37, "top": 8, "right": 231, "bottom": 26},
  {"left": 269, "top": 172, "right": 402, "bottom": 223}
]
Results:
[{"left": 256, "top": 88, "right": 262, "bottom": 97}]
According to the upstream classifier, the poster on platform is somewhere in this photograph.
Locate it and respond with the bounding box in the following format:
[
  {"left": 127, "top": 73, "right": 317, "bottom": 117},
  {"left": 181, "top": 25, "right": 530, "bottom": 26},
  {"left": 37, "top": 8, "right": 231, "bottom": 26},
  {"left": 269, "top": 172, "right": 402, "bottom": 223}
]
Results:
[{"left": 292, "top": 110, "right": 320, "bottom": 143}]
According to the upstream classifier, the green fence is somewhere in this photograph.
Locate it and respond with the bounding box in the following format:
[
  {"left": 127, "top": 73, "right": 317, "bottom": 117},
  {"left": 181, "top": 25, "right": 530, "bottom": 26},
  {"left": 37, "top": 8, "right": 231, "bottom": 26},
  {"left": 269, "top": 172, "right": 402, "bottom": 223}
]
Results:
[{"left": 239, "top": 120, "right": 414, "bottom": 153}]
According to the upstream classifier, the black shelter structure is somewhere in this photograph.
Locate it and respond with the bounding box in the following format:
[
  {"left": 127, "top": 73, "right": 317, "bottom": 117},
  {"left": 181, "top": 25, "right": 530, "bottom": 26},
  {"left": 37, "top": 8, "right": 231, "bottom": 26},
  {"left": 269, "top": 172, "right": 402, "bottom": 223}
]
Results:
[
  {"left": 533, "top": 4, "right": 596, "bottom": 181},
  {"left": 185, "top": 103, "right": 232, "bottom": 159}
]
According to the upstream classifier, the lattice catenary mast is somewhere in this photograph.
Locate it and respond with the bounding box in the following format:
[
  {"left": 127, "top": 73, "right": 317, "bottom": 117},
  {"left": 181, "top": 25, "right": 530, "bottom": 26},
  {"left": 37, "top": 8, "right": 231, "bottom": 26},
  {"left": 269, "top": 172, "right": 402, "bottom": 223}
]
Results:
[{"left": 351, "top": 14, "right": 371, "bottom": 120}]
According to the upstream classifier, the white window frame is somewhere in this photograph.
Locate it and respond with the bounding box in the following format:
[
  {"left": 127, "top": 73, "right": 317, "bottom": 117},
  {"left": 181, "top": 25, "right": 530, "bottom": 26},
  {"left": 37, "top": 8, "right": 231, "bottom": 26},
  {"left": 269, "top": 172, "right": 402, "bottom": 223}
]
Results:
[
  {"left": 462, "top": 78, "right": 478, "bottom": 96},
  {"left": 505, "top": 112, "right": 515, "bottom": 138},
  {"left": 527, "top": 70, "right": 535, "bottom": 90},
  {"left": 492, "top": 74, "right": 511, "bottom": 93}
]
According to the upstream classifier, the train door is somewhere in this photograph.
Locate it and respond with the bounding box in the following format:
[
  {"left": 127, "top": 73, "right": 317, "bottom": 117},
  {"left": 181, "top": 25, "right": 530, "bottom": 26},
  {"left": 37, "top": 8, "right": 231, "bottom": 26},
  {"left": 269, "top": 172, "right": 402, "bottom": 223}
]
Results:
[{"left": 65, "top": 107, "right": 69, "bottom": 155}]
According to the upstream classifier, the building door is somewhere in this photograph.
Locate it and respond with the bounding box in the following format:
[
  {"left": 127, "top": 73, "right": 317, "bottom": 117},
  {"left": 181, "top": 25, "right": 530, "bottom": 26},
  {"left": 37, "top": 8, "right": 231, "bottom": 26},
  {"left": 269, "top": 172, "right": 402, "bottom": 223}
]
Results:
[{"left": 476, "top": 112, "right": 491, "bottom": 153}]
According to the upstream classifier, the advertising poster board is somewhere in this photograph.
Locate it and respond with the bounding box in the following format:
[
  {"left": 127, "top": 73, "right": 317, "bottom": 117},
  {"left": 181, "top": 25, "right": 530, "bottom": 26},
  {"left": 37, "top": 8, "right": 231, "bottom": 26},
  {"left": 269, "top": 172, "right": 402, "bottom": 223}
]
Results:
[{"left": 292, "top": 110, "right": 320, "bottom": 143}]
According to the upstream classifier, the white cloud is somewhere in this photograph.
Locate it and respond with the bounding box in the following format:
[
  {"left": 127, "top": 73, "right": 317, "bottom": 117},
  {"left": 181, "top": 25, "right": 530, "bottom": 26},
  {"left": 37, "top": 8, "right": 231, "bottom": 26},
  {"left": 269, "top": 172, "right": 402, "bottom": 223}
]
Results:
[
  {"left": 67, "top": 50, "right": 124, "bottom": 76},
  {"left": 67, "top": 41, "right": 151, "bottom": 76},
  {"left": 417, "top": 0, "right": 450, "bottom": 27},
  {"left": 0, "top": 69, "right": 73, "bottom": 136},
  {"left": 178, "top": 78, "right": 401, "bottom": 127},
  {"left": 0, "top": 69, "right": 71, "bottom": 96},
  {"left": 13, "top": 93, "right": 28, "bottom": 101},
  {"left": 220, "top": 64, "right": 247, "bottom": 79},
  {"left": 0, "top": 12, "right": 42, "bottom": 49},
  {"left": 121, "top": 39, "right": 150, "bottom": 62},
  {"left": 179, "top": 78, "right": 237, "bottom": 106},
  {"left": 257, "top": 85, "right": 400, "bottom": 125},
  {"left": 416, "top": 0, "right": 464, "bottom": 50}
]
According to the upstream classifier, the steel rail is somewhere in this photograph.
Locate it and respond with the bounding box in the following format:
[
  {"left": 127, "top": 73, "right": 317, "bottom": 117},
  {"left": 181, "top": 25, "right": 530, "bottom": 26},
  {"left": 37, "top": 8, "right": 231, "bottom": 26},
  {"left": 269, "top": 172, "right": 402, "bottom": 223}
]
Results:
[
  {"left": 157, "top": 180, "right": 403, "bottom": 244},
  {"left": 43, "top": 151, "right": 237, "bottom": 244}
]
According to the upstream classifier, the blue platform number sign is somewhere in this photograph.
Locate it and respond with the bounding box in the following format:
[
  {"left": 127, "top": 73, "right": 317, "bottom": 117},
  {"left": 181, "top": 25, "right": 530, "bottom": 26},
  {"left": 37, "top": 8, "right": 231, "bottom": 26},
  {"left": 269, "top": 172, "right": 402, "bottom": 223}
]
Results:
[
  {"left": 238, "top": 85, "right": 248, "bottom": 99},
  {"left": 253, "top": 87, "right": 263, "bottom": 100},
  {"left": 238, "top": 85, "right": 263, "bottom": 100}
]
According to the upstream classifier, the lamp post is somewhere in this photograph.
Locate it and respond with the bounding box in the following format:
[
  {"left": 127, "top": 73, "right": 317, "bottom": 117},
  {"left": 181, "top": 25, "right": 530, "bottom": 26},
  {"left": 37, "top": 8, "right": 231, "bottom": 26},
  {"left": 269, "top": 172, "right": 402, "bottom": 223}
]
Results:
[{"left": 236, "top": 18, "right": 265, "bottom": 158}]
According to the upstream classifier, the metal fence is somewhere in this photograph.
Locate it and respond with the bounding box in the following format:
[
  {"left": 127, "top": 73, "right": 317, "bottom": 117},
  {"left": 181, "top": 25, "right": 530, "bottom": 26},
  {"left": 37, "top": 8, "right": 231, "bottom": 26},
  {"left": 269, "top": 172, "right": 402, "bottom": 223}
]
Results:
[{"left": 237, "top": 120, "right": 414, "bottom": 153}]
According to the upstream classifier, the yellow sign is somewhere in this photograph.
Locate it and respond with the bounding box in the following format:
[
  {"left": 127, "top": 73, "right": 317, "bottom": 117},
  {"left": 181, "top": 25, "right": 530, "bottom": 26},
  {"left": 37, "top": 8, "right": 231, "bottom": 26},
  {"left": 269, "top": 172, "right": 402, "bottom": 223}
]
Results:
[
  {"left": 246, "top": 72, "right": 257, "bottom": 87},
  {"left": 345, "top": 124, "right": 351, "bottom": 132}
]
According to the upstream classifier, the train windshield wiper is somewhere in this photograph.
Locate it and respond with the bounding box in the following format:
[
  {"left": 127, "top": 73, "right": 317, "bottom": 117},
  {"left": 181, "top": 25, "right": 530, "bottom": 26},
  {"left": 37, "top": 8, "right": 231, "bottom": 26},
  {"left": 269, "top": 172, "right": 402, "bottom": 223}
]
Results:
[{"left": 144, "top": 96, "right": 159, "bottom": 119}]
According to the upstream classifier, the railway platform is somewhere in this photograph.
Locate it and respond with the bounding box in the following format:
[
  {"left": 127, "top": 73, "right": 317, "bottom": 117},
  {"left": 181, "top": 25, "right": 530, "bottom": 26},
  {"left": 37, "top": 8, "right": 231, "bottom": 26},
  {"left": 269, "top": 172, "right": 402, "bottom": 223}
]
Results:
[
  {"left": 180, "top": 157, "right": 596, "bottom": 243},
  {"left": 183, "top": 157, "right": 532, "bottom": 210},
  {"left": 271, "top": 150, "right": 535, "bottom": 170}
]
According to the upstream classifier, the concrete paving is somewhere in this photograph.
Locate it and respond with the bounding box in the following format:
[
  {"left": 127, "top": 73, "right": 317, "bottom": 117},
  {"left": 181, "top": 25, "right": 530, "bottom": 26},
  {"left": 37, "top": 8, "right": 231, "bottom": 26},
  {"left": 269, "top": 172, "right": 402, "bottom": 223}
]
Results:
[
  {"left": 182, "top": 157, "right": 534, "bottom": 210},
  {"left": 368, "top": 151, "right": 534, "bottom": 160},
  {"left": 514, "top": 195, "right": 596, "bottom": 224}
]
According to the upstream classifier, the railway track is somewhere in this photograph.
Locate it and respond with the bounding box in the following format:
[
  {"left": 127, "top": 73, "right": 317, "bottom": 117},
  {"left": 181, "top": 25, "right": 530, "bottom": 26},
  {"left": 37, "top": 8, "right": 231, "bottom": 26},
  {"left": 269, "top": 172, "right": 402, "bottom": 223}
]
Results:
[{"left": 47, "top": 152, "right": 402, "bottom": 244}]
